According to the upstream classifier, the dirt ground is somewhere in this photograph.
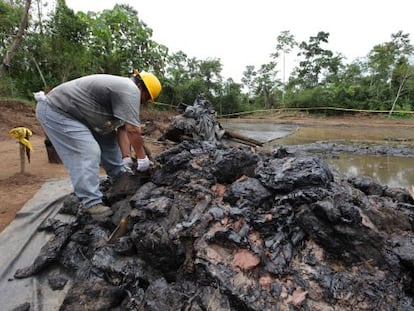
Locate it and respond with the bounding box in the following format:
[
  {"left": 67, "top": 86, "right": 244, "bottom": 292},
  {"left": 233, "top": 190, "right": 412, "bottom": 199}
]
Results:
[
  {"left": 0, "top": 100, "right": 176, "bottom": 233},
  {"left": 1, "top": 99, "right": 414, "bottom": 233}
]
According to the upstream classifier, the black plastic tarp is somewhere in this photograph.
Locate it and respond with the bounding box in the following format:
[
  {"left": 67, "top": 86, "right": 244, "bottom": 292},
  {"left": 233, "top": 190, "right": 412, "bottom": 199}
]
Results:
[{"left": 0, "top": 178, "right": 73, "bottom": 311}]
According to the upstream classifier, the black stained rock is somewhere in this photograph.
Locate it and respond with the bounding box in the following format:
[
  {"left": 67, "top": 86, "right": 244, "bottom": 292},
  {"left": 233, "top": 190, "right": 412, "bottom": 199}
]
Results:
[
  {"left": 48, "top": 274, "right": 68, "bottom": 290},
  {"left": 14, "top": 221, "right": 78, "bottom": 279},
  {"left": 59, "top": 193, "right": 80, "bottom": 215},
  {"left": 11, "top": 302, "right": 30, "bottom": 311},
  {"left": 130, "top": 220, "right": 186, "bottom": 281},
  {"left": 255, "top": 155, "right": 334, "bottom": 193},
  {"left": 152, "top": 141, "right": 259, "bottom": 186},
  {"left": 13, "top": 141, "right": 414, "bottom": 310},
  {"left": 212, "top": 146, "right": 259, "bottom": 183},
  {"left": 104, "top": 172, "right": 149, "bottom": 205},
  {"left": 349, "top": 175, "right": 385, "bottom": 196},
  {"left": 60, "top": 279, "right": 125, "bottom": 311},
  {"left": 137, "top": 278, "right": 234, "bottom": 311},
  {"left": 224, "top": 176, "right": 272, "bottom": 207},
  {"left": 390, "top": 235, "right": 414, "bottom": 266},
  {"left": 91, "top": 246, "right": 163, "bottom": 287}
]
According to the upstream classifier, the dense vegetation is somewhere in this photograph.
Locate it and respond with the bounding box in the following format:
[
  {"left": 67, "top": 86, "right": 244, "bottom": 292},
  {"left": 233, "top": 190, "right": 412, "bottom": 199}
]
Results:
[{"left": 1, "top": 0, "right": 413, "bottom": 116}]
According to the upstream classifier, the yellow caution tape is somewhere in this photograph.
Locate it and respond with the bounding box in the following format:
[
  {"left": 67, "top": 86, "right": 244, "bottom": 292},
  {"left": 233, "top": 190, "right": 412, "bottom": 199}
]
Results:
[{"left": 9, "top": 127, "right": 34, "bottom": 151}]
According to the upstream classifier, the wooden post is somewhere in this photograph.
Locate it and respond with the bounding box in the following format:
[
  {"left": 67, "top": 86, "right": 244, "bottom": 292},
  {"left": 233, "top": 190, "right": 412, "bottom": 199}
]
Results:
[
  {"left": 224, "top": 129, "right": 264, "bottom": 147},
  {"left": 19, "top": 143, "right": 25, "bottom": 174}
]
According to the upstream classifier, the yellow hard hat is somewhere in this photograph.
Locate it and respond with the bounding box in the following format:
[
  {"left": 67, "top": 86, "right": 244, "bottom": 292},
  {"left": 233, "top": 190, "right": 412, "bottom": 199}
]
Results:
[{"left": 138, "top": 71, "right": 162, "bottom": 101}]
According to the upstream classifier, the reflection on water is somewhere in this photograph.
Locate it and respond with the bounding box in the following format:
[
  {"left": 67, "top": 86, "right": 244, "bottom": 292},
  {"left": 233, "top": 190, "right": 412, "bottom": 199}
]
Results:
[
  {"left": 221, "top": 120, "right": 297, "bottom": 142},
  {"left": 223, "top": 120, "right": 414, "bottom": 189},
  {"left": 278, "top": 125, "right": 414, "bottom": 188},
  {"left": 325, "top": 153, "right": 414, "bottom": 188}
]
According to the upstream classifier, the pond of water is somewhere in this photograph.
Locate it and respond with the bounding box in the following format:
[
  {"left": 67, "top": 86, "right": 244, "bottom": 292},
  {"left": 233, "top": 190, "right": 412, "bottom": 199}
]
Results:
[{"left": 222, "top": 120, "right": 414, "bottom": 189}]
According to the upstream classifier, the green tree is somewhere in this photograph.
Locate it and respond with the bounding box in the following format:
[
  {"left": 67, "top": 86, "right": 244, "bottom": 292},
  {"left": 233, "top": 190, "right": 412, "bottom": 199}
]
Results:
[
  {"left": 0, "top": 0, "right": 32, "bottom": 77},
  {"left": 198, "top": 58, "right": 223, "bottom": 97},
  {"left": 333, "top": 60, "right": 371, "bottom": 109},
  {"left": 367, "top": 31, "right": 414, "bottom": 112},
  {"left": 216, "top": 78, "right": 244, "bottom": 115},
  {"left": 367, "top": 42, "right": 396, "bottom": 107},
  {"left": 292, "top": 31, "right": 343, "bottom": 89},
  {"left": 255, "top": 61, "right": 279, "bottom": 108},
  {"left": 388, "top": 31, "right": 414, "bottom": 114},
  {"left": 272, "top": 30, "right": 297, "bottom": 105},
  {"left": 0, "top": 0, "right": 22, "bottom": 50},
  {"left": 43, "top": 0, "right": 88, "bottom": 83},
  {"left": 241, "top": 61, "right": 280, "bottom": 109},
  {"left": 163, "top": 52, "right": 225, "bottom": 106},
  {"left": 85, "top": 4, "right": 167, "bottom": 75},
  {"left": 241, "top": 65, "right": 257, "bottom": 99},
  {"left": 9, "top": 0, "right": 89, "bottom": 93},
  {"left": 389, "top": 59, "right": 413, "bottom": 115},
  {"left": 165, "top": 51, "right": 192, "bottom": 84}
]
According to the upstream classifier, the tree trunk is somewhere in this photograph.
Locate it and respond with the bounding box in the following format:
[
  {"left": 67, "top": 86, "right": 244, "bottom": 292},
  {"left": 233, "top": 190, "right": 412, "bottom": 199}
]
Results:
[
  {"left": 32, "top": 56, "right": 47, "bottom": 88},
  {"left": 388, "top": 71, "right": 409, "bottom": 117},
  {"left": 0, "top": 0, "right": 32, "bottom": 77}
]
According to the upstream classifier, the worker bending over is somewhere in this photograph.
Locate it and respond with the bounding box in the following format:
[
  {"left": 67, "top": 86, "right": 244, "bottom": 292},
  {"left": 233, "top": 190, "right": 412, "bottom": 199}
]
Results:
[{"left": 35, "top": 71, "right": 162, "bottom": 220}]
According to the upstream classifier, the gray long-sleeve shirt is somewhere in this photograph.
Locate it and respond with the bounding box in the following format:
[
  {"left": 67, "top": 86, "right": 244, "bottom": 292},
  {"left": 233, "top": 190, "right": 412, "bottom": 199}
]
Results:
[{"left": 46, "top": 74, "right": 141, "bottom": 134}]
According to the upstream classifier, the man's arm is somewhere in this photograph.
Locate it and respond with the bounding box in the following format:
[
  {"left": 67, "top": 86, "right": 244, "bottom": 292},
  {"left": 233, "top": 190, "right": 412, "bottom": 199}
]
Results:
[
  {"left": 124, "top": 122, "right": 146, "bottom": 159},
  {"left": 116, "top": 125, "right": 132, "bottom": 158}
]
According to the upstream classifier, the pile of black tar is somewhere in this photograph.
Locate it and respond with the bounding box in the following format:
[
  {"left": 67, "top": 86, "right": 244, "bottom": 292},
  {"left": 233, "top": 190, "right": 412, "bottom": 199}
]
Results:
[{"left": 12, "top": 140, "right": 414, "bottom": 310}]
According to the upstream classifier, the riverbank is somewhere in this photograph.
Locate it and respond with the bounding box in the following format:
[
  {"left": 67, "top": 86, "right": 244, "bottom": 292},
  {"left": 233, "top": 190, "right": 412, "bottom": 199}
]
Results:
[
  {"left": 220, "top": 111, "right": 414, "bottom": 128},
  {"left": 222, "top": 112, "right": 414, "bottom": 189}
]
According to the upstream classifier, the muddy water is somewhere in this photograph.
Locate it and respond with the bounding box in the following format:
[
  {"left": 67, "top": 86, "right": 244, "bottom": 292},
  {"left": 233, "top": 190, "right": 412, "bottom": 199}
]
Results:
[
  {"left": 274, "top": 125, "right": 414, "bottom": 146},
  {"left": 324, "top": 153, "right": 414, "bottom": 188},
  {"left": 221, "top": 121, "right": 298, "bottom": 142},
  {"left": 222, "top": 121, "right": 414, "bottom": 188}
]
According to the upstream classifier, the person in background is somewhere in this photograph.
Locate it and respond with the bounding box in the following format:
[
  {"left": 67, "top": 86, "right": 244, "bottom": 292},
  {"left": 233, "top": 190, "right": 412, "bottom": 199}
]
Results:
[{"left": 34, "top": 71, "right": 162, "bottom": 220}]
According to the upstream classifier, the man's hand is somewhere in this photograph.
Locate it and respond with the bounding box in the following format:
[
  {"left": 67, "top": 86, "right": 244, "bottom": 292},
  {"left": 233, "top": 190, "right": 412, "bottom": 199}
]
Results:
[{"left": 137, "top": 156, "right": 150, "bottom": 172}]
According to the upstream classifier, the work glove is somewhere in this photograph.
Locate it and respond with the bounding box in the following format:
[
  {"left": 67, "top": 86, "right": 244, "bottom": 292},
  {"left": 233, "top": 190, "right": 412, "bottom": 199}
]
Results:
[
  {"left": 137, "top": 156, "right": 151, "bottom": 172},
  {"left": 122, "top": 156, "right": 135, "bottom": 173},
  {"left": 33, "top": 91, "right": 47, "bottom": 102}
]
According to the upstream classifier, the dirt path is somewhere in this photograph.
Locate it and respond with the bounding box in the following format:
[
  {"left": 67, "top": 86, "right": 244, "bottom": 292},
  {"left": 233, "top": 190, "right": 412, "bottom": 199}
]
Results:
[{"left": 0, "top": 135, "right": 68, "bottom": 232}]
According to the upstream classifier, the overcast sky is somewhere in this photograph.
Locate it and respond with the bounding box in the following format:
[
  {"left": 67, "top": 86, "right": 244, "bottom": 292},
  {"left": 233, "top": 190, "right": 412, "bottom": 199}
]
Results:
[{"left": 65, "top": 0, "right": 413, "bottom": 82}]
